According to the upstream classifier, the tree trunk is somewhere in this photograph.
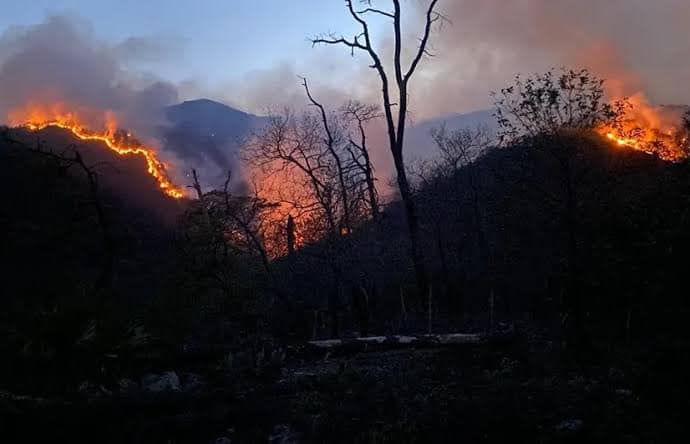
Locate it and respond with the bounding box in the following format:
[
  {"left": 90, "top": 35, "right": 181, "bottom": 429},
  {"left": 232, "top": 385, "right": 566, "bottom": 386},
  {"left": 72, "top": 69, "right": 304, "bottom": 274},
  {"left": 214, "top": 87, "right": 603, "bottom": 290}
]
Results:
[
  {"left": 393, "top": 150, "right": 429, "bottom": 310},
  {"left": 286, "top": 215, "right": 296, "bottom": 255}
]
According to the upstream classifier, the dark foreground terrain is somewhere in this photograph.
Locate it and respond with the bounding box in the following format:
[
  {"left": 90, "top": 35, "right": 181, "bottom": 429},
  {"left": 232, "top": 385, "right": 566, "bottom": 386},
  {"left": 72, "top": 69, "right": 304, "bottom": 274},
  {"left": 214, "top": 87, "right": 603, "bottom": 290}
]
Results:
[
  {"left": 3, "top": 109, "right": 690, "bottom": 442},
  {"left": 2, "top": 329, "right": 688, "bottom": 443}
]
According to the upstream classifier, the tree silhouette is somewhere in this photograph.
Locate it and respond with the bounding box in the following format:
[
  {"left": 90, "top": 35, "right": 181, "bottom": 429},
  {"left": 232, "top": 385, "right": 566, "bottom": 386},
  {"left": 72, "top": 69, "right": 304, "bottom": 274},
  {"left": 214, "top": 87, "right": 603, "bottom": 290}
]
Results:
[
  {"left": 492, "top": 68, "right": 629, "bottom": 356},
  {"left": 313, "top": 0, "right": 445, "bottom": 308}
]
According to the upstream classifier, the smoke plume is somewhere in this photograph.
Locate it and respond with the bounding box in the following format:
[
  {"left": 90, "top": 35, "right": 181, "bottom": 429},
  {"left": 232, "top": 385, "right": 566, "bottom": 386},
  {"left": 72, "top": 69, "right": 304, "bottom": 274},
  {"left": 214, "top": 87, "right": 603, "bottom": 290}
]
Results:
[
  {"left": 0, "top": 15, "right": 179, "bottom": 135},
  {"left": 0, "top": 15, "right": 252, "bottom": 186},
  {"left": 411, "top": 0, "right": 690, "bottom": 117}
]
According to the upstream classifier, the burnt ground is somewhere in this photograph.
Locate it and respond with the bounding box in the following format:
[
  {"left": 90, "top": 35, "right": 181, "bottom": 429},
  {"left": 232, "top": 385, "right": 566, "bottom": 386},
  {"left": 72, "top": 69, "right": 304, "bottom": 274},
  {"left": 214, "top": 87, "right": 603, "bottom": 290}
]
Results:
[{"left": 2, "top": 332, "right": 687, "bottom": 443}]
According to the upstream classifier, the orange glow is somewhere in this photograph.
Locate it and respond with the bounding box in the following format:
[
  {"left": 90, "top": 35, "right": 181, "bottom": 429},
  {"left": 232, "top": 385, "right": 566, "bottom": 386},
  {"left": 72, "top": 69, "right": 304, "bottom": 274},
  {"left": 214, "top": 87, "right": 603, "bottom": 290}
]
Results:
[
  {"left": 249, "top": 167, "right": 310, "bottom": 256},
  {"left": 10, "top": 104, "right": 185, "bottom": 199},
  {"left": 597, "top": 95, "right": 687, "bottom": 162}
]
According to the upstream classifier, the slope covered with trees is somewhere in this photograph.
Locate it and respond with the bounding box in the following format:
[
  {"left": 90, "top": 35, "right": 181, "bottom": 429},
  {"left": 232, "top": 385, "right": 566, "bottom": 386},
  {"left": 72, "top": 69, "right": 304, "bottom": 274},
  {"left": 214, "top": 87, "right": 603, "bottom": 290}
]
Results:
[{"left": 2, "top": 0, "right": 690, "bottom": 439}]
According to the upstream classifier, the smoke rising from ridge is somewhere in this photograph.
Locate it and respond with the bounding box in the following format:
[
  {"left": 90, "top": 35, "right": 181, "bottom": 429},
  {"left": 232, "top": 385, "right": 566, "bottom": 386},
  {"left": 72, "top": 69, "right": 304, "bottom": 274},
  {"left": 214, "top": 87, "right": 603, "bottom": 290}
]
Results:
[
  {"left": 2, "top": 3, "right": 688, "bottom": 195},
  {"left": 411, "top": 0, "right": 690, "bottom": 117},
  {"left": 0, "top": 15, "right": 246, "bottom": 185},
  {"left": 209, "top": 0, "right": 690, "bottom": 140},
  {"left": 0, "top": 15, "right": 179, "bottom": 135}
]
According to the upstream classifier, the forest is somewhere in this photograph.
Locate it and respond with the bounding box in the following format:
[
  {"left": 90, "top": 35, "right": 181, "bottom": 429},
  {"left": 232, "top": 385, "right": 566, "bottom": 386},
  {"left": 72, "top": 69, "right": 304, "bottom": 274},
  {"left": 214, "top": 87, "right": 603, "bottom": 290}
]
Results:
[{"left": 2, "top": 1, "right": 690, "bottom": 443}]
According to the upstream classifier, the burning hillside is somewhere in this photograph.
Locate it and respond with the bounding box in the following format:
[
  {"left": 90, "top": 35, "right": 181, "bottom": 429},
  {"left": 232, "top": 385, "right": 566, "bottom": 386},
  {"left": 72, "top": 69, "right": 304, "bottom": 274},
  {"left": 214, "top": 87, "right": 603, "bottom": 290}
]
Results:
[
  {"left": 9, "top": 104, "right": 185, "bottom": 199},
  {"left": 597, "top": 96, "right": 689, "bottom": 162}
]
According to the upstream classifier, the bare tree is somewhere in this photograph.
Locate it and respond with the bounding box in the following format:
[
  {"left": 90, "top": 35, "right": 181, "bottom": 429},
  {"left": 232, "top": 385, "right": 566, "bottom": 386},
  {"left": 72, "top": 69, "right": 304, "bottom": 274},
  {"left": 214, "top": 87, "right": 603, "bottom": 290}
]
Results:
[
  {"left": 430, "top": 126, "right": 491, "bottom": 257},
  {"left": 183, "top": 169, "right": 289, "bottom": 307},
  {"left": 342, "top": 100, "right": 381, "bottom": 218},
  {"left": 246, "top": 83, "right": 377, "bottom": 244},
  {"left": 245, "top": 108, "right": 339, "bottom": 240},
  {"left": 431, "top": 125, "right": 492, "bottom": 176},
  {"left": 301, "top": 78, "right": 353, "bottom": 234},
  {"left": 245, "top": 80, "right": 386, "bottom": 337},
  {"left": 313, "top": 0, "right": 445, "bottom": 307},
  {"left": 430, "top": 125, "right": 492, "bottom": 316}
]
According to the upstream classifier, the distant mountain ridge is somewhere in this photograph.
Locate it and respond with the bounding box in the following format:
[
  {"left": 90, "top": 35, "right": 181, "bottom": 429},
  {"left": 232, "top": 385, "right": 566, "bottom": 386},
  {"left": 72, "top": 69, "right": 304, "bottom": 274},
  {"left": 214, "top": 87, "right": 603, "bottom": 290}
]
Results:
[
  {"left": 161, "top": 98, "right": 496, "bottom": 167},
  {"left": 161, "top": 99, "right": 269, "bottom": 173},
  {"left": 406, "top": 109, "right": 495, "bottom": 160}
]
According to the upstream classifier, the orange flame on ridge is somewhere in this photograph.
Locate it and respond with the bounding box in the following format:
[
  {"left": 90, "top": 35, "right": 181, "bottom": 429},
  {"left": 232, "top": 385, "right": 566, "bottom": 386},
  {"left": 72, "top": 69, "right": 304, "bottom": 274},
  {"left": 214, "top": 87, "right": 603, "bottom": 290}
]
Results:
[
  {"left": 10, "top": 104, "right": 185, "bottom": 199},
  {"left": 597, "top": 95, "right": 688, "bottom": 162}
]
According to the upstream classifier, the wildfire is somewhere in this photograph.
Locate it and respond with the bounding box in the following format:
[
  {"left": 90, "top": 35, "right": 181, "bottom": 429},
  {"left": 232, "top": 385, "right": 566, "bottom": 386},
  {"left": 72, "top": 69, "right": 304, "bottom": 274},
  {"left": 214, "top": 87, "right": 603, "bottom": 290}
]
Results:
[
  {"left": 11, "top": 105, "right": 185, "bottom": 199},
  {"left": 601, "top": 127, "right": 686, "bottom": 162},
  {"left": 251, "top": 167, "right": 310, "bottom": 255},
  {"left": 597, "top": 96, "right": 688, "bottom": 162}
]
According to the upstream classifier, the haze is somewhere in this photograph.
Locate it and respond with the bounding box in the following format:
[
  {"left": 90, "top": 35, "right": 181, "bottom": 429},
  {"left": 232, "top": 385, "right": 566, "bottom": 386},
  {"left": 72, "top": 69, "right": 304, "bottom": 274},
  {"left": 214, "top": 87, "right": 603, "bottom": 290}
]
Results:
[{"left": 2, "top": 0, "right": 688, "bottom": 120}]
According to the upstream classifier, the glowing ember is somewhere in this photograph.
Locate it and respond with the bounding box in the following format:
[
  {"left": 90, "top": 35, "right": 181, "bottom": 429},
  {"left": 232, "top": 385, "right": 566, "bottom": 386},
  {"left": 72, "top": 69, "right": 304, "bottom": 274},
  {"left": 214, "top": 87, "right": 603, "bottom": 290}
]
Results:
[{"left": 11, "top": 106, "right": 184, "bottom": 199}]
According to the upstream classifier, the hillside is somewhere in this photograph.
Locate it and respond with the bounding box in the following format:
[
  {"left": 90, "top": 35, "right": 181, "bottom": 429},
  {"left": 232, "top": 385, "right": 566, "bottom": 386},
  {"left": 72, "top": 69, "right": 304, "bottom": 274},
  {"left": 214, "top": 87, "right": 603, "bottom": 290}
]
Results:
[
  {"left": 2, "top": 125, "right": 186, "bottom": 221},
  {"left": 278, "top": 133, "right": 690, "bottom": 341},
  {"left": 3, "top": 127, "right": 690, "bottom": 442}
]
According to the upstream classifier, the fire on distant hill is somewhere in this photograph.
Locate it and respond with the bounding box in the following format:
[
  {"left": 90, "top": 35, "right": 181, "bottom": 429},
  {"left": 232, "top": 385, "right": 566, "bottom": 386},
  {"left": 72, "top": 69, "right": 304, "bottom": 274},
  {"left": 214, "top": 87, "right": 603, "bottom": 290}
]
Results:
[{"left": 9, "top": 103, "right": 185, "bottom": 199}]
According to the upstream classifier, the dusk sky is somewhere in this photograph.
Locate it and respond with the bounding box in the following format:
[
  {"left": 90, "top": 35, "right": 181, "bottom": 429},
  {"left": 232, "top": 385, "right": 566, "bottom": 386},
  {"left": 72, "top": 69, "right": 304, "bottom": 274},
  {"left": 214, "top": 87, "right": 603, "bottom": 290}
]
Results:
[
  {"left": 0, "top": 0, "right": 372, "bottom": 89},
  {"left": 1, "top": 0, "right": 689, "bottom": 117}
]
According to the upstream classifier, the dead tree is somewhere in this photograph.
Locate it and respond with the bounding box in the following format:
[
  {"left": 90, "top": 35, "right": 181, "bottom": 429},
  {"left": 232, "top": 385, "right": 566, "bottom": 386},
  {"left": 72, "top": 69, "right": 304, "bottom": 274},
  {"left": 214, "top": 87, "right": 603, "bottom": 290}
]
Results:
[
  {"left": 246, "top": 89, "right": 373, "bottom": 241},
  {"left": 313, "top": 0, "right": 444, "bottom": 307},
  {"left": 301, "top": 77, "right": 353, "bottom": 234},
  {"left": 429, "top": 125, "right": 492, "bottom": 316},
  {"left": 343, "top": 100, "right": 380, "bottom": 218},
  {"left": 246, "top": 109, "right": 339, "bottom": 239},
  {"left": 188, "top": 169, "right": 289, "bottom": 307},
  {"left": 431, "top": 125, "right": 492, "bottom": 264},
  {"left": 286, "top": 215, "right": 296, "bottom": 255}
]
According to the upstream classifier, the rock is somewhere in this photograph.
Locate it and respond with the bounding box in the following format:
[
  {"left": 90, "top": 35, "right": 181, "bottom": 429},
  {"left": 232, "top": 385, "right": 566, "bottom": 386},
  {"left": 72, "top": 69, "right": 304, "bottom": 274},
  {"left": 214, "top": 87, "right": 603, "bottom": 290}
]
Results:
[
  {"left": 78, "top": 380, "right": 112, "bottom": 398},
  {"left": 615, "top": 388, "right": 632, "bottom": 397},
  {"left": 181, "top": 372, "right": 205, "bottom": 393},
  {"left": 117, "top": 378, "right": 138, "bottom": 395},
  {"left": 556, "top": 419, "right": 584, "bottom": 432},
  {"left": 141, "top": 371, "right": 180, "bottom": 393},
  {"left": 269, "top": 424, "right": 299, "bottom": 444}
]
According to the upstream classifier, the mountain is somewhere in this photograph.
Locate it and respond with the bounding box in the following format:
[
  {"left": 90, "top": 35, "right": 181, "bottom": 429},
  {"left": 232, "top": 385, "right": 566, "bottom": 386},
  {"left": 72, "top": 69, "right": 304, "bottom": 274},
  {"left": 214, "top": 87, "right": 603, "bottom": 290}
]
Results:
[
  {"left": 161, "top": 99, "right": 270, "bottom": 173},
  {"left": 160, "top": 99, "right": 496, "bottom": 174},
  {"left": 406, "top": 109, "right": 495, "bottom": 160},
  {"left": 162, "top": 100, "right": 495, "bottom": 167}
]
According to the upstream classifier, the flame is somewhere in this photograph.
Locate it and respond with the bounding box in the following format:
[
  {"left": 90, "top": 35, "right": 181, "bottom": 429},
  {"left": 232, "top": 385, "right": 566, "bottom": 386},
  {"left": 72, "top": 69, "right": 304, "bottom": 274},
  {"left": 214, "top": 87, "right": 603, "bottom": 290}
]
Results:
[
  {"left": 10, "top": 104, "right": 185, "bottom": 199},
  {"left": 250, "top": 166, "right": 309, "bottom": 255},
  {"left": 597, "top": 95, "right": 688, "bottom": 162}
]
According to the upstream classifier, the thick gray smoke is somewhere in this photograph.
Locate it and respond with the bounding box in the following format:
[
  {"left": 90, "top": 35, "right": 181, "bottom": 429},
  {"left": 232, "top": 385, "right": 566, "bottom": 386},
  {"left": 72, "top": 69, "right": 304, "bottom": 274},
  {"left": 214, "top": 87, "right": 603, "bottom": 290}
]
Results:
[
  {"left": 209, "top": 0, "right": 690, "bottom": 185},
  {"left": 213, "top": 1, "right": 689, "bottom": 121},
  {"left": 4, "top": 3, "right": 686, "bottom": 194},
  {"left": 0, "top": 15, "right": 249, "bottom": 186},
  {"left": 411, "top": 0, "right": 690, "bottom": 117},
  {"left": 0, "top": 15, "right": 179, "bottom": 135}
]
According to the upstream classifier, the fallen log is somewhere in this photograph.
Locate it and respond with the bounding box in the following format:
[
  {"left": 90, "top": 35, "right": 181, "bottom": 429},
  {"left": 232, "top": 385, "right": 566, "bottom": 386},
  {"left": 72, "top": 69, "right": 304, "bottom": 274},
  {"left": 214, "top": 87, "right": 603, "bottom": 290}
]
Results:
[
  {"left": 305, "top": 333, "right": 484, "bottom": 355},
  {"left": 0, "top": 389, "right": 73, "bottom": 409}
]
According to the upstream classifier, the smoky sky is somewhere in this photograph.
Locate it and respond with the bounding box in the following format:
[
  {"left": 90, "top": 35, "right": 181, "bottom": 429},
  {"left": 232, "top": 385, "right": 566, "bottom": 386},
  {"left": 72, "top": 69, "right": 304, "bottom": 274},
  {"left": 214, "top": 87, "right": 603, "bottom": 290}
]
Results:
[
  {"left": 4, "top": 3, "right": 689, "bottom": 123},
  {"left": 0, "top": 15, "right": 179, "bottom": 133},
  {"left": 2, "top": 3, "right": 688, "bottom": 189},
  {"left": 208, "top": 0, "right": 690, "bottom": 124},
  {"left": 0, "top": 15, "right": 247, "bottom": 182},
  {"left": 410, "top": 0, "right": 690, "bottom": 117}
]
